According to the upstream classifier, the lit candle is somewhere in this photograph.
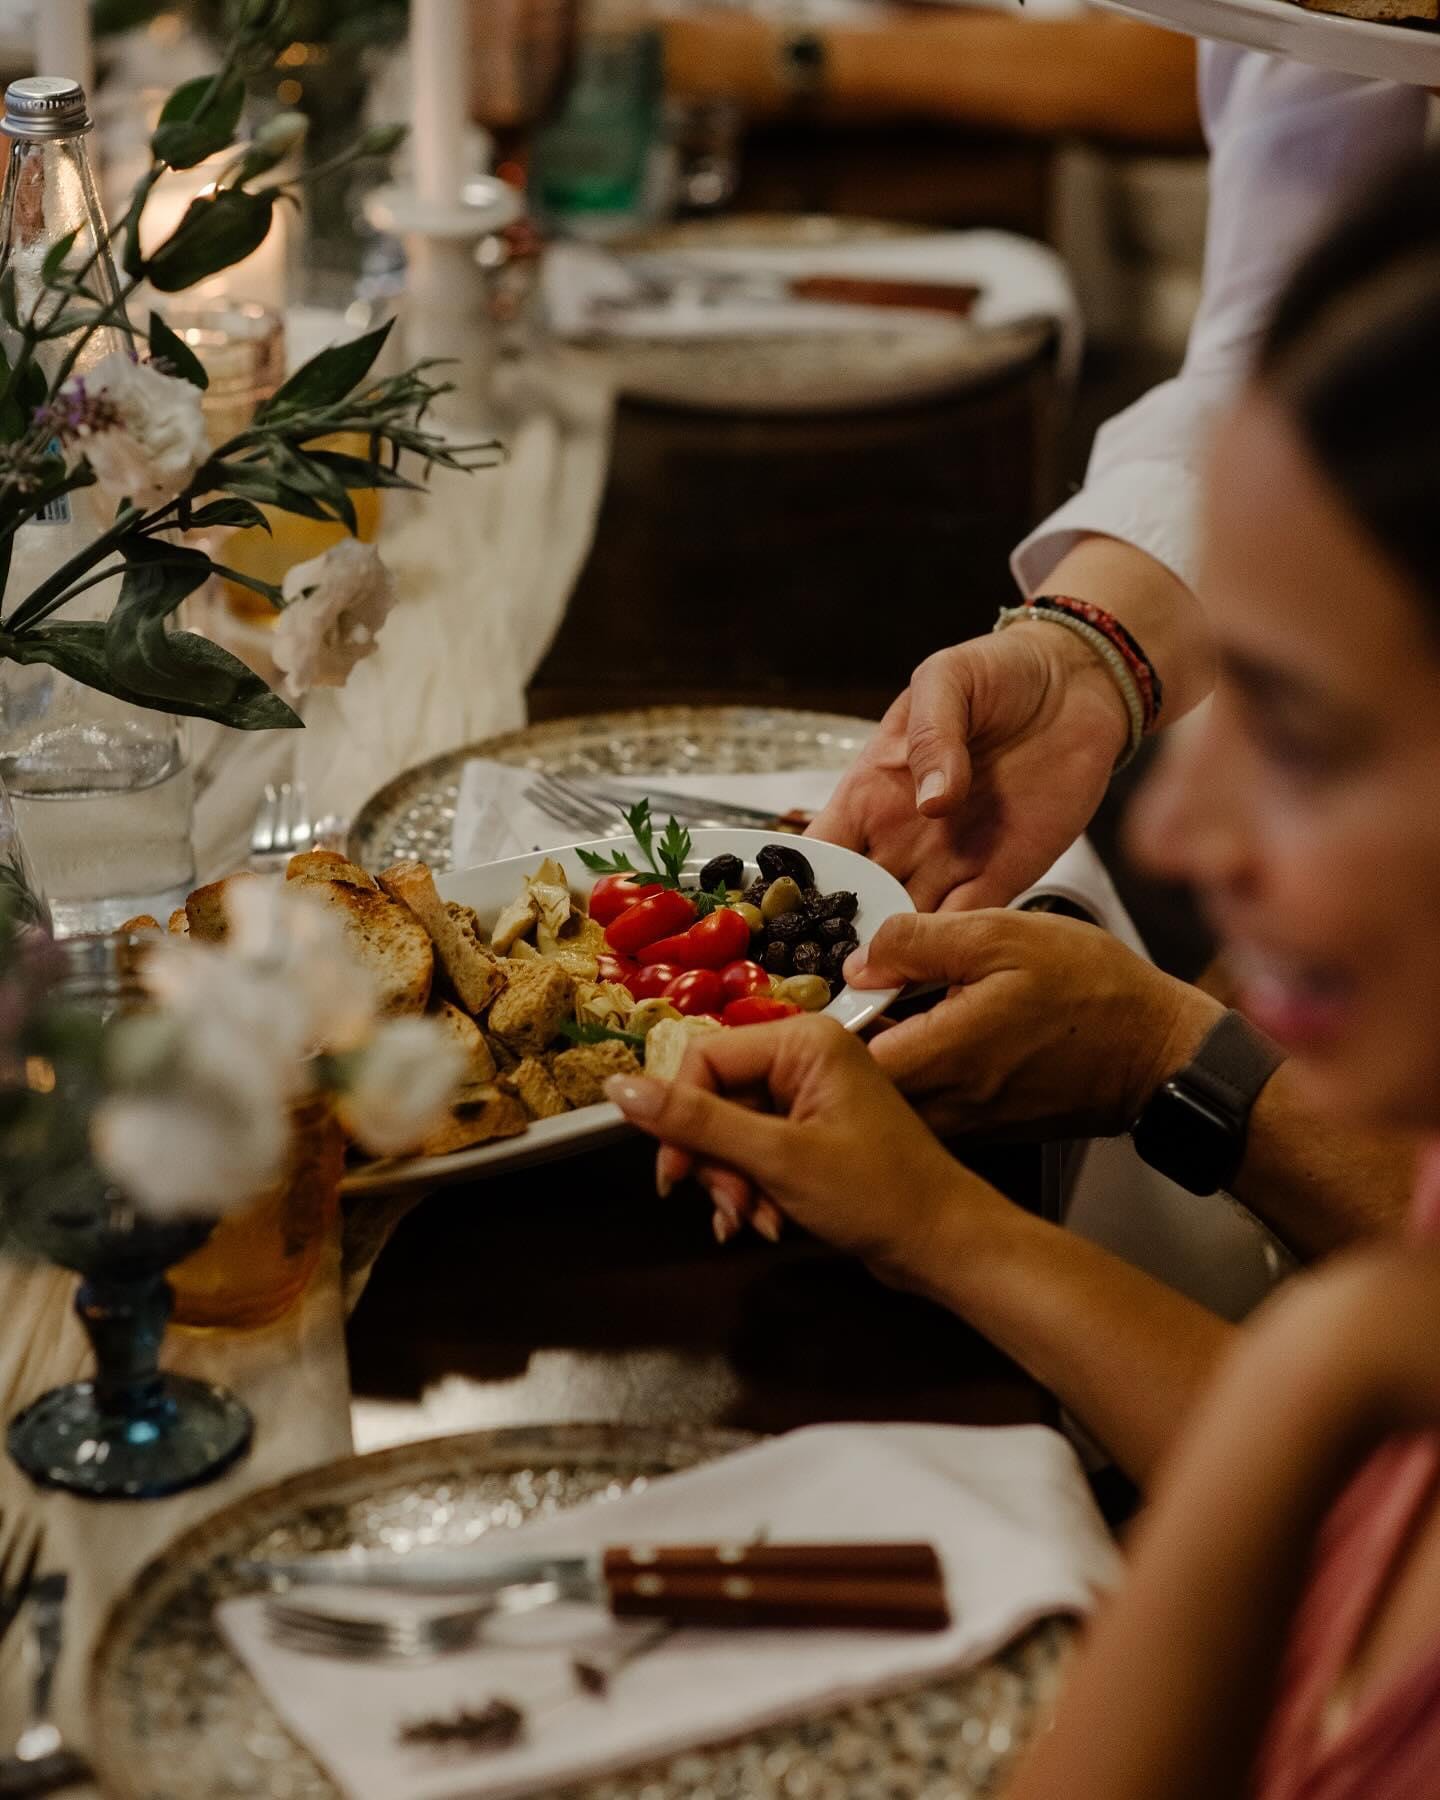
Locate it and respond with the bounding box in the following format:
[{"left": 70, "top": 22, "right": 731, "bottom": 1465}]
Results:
[
  {"left": 35, "top": 0, "right": 94, "bottom": 95},
  {"left": 411, "top": 0, "right": 468, "bottom": 207}
]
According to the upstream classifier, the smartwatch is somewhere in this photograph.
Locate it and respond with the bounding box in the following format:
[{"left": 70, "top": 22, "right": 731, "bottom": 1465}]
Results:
[{"left": 1130, "top": 1010, "right": 1285, "bottom": 1196}]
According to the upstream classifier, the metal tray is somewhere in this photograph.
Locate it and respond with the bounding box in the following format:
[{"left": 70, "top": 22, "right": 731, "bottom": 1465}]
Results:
[
  {"left": 347, "top": 706, "right": 878, "bottom": 874},
  {"left": 91, "top": 1423, "right": 1073, "bottom": 1799}
]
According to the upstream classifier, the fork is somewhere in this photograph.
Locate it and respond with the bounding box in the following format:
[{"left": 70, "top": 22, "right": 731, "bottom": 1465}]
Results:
[
  {"left": 525, "top": 772, "right": 805, "bottom": 837},
  {"left": 249, "top": 779, "right": 315, "bottom": 869},
  {"left": 265, "top": 1580, "right": 566, "bottom": 1662},
  {"left": 0, "top": 1525, "right": 41, "bottom": 1657},
  {"left": 0, "top": 1539, "right": 88, "bottom": 1799}
]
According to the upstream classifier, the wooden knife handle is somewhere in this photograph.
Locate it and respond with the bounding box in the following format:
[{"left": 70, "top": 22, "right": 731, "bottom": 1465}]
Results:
[
  {"left": 788, "top": 276, "right": 981, "bottom": 318},
  {"left": 603, "top": 1543, "right": 942, "bottom": 1580},
  {"left": 606, "top": 1569, "right": 951, "bottom": 1632}
]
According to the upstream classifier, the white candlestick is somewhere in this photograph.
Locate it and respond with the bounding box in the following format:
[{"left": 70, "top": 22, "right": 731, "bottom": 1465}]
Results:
[
  {"left": 35, "top": 0, "right": 94, "bottom": 96},
  {"left": 411, "top": 0, "right": 469, "bottom": 208}
]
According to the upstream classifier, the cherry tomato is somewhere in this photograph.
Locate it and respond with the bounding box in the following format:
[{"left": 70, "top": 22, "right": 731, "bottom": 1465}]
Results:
[
  {"left": 605, "top": 888, "right": 696, "bottom": 954},
  {"left": 631, "top": 962, "right": 682, "bottom": 1000},
  {"left": 719, "top": 959, "right": 770, "bottom": 1003},
  {"left": 589, "top": 874, "right": 664, "bottom": 928},
  {"left": 636, "top": 907, "right": 752, "bottom": 969},
  {"left": 665, "top": 968, "right": 726, "bottom": 1017},
  {"left": 722, "top": 996, "right": 803, "bottom": 1028},
  {"left": 597, "top": 952, "right": 641, "bottom": 991}
]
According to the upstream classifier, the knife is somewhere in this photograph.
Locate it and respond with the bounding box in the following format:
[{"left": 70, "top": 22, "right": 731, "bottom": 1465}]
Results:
[{"left": 246, "top": 1541, "right": 952, "bottom": 1632}]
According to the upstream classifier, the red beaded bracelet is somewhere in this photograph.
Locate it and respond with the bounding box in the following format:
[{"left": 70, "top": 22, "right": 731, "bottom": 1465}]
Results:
[{"left": 1025, "top": 595, "right": 1164, "bottom": 735}]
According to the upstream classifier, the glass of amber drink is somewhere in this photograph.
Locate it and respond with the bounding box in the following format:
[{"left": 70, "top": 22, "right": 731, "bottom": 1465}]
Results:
[{"left": 168, "top": 1095, "right": 346, "bottom": 1331}]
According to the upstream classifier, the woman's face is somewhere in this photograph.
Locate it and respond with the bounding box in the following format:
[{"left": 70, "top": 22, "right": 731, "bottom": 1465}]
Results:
[{"left": 1131, "top": 391, "right": 1440, "bottom": 1131}]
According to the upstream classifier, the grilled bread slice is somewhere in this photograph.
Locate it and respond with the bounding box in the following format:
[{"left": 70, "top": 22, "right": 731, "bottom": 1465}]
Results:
[
  {"left": 379, "top": 861, "right": 508, "bottom": 1015},
  {"left": 299, "top": 878, "right": 434, "bottom": 1015}
]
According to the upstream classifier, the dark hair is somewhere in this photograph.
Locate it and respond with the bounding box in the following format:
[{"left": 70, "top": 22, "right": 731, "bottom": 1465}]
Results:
[{"left": 1256, "top": 145, "right": 1440, "bottom": 608}]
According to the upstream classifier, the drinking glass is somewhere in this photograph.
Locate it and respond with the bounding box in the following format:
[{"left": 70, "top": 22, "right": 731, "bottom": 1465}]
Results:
[{"left": 168, "top": 1095, "right": 345, "bottom": 1332}]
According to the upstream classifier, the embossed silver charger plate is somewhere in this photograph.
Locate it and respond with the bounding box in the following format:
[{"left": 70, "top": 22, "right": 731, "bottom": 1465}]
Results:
[
  {"left": 91, "top": 1424, "right": 1074, "bottom": 1799},
  {"left": 346, "top": 706, "right": 879, "bottom": 875}
]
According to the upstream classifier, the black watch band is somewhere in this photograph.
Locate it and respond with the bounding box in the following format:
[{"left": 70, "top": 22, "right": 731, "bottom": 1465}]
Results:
[{"left": 1130, "top": 1009, "right": 1285, "bottom": 1197}]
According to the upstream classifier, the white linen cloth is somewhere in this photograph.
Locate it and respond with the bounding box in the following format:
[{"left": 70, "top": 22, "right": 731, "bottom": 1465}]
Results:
[
  {"left": 219, "top": 1422, "right": 1119, "bottom": 1800},
  {"left": 1012, "top": 47, "right": 1429, "bottom": 599},
  {"left": 546, "top": 230, "right": 1083, "bottom": 385}
]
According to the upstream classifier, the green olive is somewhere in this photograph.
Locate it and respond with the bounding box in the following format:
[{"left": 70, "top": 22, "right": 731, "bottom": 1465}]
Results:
[
  {"left": 733, "top": 901, "right": 764, "bottom": 936},
  {"left": 760, "top": 876, "right": 803, "bottom": 922},
  {"left": 725, "top": 887, "right": 745, "bottom": 903},
  {"left": 775, "top": 974, "right": 830, "bottom": 1012}
]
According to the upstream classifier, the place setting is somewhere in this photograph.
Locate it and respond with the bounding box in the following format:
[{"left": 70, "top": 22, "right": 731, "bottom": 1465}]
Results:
[{"left": 3, "top": 0, "right": 1423, "bottom": 1795}]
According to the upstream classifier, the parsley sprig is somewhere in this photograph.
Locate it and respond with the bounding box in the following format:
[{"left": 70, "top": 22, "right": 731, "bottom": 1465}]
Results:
[
  {"left": 560, "top": 1019, "right": 648, "bottom": 1051},
  {"left": 577, "top": 800, "right": 691, "bottom": 889}
]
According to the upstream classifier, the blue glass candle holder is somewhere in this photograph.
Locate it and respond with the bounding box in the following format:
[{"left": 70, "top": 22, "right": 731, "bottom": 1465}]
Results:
[{"left": 7, "top": 1210, "right": 253, "bottom": 1501}]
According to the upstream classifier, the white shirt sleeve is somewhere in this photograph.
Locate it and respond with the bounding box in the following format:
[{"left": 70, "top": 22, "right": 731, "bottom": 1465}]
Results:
[{"left": 1011, "top": 46, "right": 1428, "bottom": 598}]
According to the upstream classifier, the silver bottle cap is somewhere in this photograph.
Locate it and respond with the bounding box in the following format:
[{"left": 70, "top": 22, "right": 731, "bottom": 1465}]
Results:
[{"left": 2, "top": 77, "right": 92, "bottom": 141}]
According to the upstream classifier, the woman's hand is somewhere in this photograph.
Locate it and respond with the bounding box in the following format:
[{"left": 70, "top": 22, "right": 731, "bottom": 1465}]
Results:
[
  {"left": 808, "top": 626, "right": 1129, "bottom": 913},
  {"left": 604, "top": 1015, "right": 1004, "bottom": 1282},
  {"left": 850, "top": 910, "right": 1221, "bottom": 1138}
]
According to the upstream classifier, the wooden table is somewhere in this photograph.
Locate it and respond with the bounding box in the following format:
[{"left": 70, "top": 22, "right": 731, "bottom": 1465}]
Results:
[
  {"left": 347, "top": 1135, "right": 1052, "bottom": 1444},
  {"left": 528, "top": 346, "right": 1063, "bottom": 724}
]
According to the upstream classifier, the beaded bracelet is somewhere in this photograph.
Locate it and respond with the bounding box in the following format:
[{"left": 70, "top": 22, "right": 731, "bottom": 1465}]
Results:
[
  {"left": 1030, "top": 594, "right": 1164, "bottom": 732},
  {"left": 994, "top": 604, "right": 1146, "bottom": 771}
]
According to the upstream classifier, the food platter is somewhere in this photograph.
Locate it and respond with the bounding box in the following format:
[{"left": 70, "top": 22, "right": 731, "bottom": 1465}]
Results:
[
  {"left": 1091, "top": 0, "right": 1440, "bottom": 86},
  {"left": 90, "top": 1422, "right": 1075, "bottom": 1800},
  {"left": 341, "top": 828, "right": 913, "bottom": 1197}
]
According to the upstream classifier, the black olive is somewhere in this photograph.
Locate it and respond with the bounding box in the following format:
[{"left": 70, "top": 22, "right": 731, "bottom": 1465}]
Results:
[
  {"left": 768, "top": 910, "right": 808, "bottom": 944},
  {"left": 757, "top": 843, "right": 815, "bottom": 889},
  {"left": 824, "top": 939, "right": 859, "bottom": 978},
  {"left": 742, "top": 877, "right": 770, "bottom": 909},
  {"left": 762, "top": 940, "right": 793, "bottom": 976},
  {"left": 822, "top": 890, "right": 859, "bottom": 923},
  {"left": 792, "top": 940, "right": 825, "bottom": 976},
  {"left": 699, "top": 852, "right": 744, "bottom": 892},
  {"left": 818, "top": 916, "right": 856, "bottom": 944},
  {"left": 800, "top": 885, "right": 825, "bottom": 917}
]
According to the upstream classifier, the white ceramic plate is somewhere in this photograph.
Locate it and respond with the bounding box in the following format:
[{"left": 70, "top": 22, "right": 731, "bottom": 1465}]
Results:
[
  {"left": 1092, "top": 0, "right": 1440, "bottom": 86},
  {"left": 340, "top": 830, "right": 913, "bottom": 1196}
]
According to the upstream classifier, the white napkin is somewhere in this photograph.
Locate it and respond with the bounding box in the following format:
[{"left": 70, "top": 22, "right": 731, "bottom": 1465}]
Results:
[
  {"left": 544, "top": 230, "right": 1081, "bottom": 384},
  {"left": 219, "top": 1422, "right": 1118, "bottom": 1800}
]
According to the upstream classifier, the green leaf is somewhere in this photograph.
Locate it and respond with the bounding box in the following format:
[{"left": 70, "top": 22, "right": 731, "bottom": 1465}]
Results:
[
  {"left": 302, "top": 449, "right": 421, "bottom": 493},
  {"left": 40, "top": 229, "right": 80, "bottom": 285},
  {"left": 151, "top": 73, "right": 246, "bottom": 170},
  {"left": 182, "top": 497, "right": 271, "bottom": 533},
  {"left": 145, "top": 189, "right": 277, "bottom": 293},
  {"left": 257, "top": 321, "right": 394, "bottom": 423},
  {"left": 576, "top": 846, "right": 638, "bottom": 877},
  {"left": 558, "top": 1020, "right": 647, "bottom": 1052},
  {"left": 206, "top": 561, "right": 284, "bottom": 609},
  {"left": 656, "top": 817, "right": 692, "bottom": 888},
  {"left": 4, "top": 621, "right": 300, "bottom": 730},
  {"left": 104, "top": 536, "right": 215, "bottom": 700},
  {"left": 0, "top": 267, "right": 19, "bottom": 331},
  {"left": 148, "top": 311, "right": 209, "bottom": 390},
  {"left": 215, "top": 467, "right": 334, "bottom": 522}
]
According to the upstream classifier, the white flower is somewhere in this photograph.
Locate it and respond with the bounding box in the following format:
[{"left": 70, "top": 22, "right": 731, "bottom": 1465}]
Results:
[
  {"left": 93, "top": 1000, "right": 292, "bottom": 1219},
  {"left": 224, "top": 879, "right": 378, "bottom": 1053},
  {"left": 337, "top": 1017, "right": 464, "bottom": 1157},
  {"left": 139, "top": 934, "right": 313, "bottom": 1077},
  {"left": 272, "top": 539, "right": 398, "bottom": 700},
  {"left": 67, "top": 351, "right": 211, "bottom": 509}
]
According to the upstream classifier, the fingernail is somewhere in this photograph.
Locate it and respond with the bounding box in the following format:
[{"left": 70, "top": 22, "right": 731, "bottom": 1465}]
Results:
[
  {"left": 657, "top": 1158, "right": 674, "bottom": 1199},
  {"left": 713, "top": 1210, "right": 737, "bottom": 1245},
  {"left": 754, "top": 1206, "right": 783, "bottom": 1244},
  {"left": 606, "top": 1074, "right": 664, "bottom": 1120},
  {"left": 916, "top": 770, "right": 947, "bottom": 808},
  {"left": 843, "top": 943, "right": 868, "bottom": 981}
]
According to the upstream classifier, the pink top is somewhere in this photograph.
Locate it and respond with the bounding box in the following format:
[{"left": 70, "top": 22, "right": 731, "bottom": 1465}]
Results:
[{"left": 1253, "top": 1145, "right": 1440, "bottom": 1800}]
